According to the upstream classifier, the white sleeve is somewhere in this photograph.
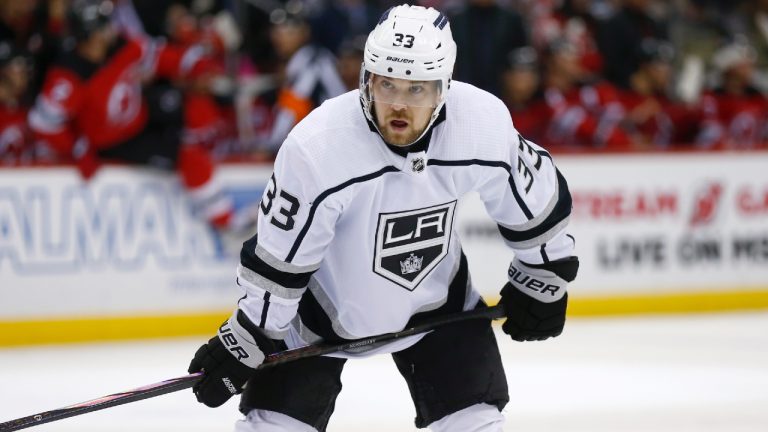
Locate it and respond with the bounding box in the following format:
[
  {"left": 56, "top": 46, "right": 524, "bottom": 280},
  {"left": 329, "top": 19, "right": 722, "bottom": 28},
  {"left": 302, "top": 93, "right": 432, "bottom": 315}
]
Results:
[
  {"left": 477, "top": 130, "right": 575, "bottom": 265},
  {"left": 235, "top": 138, "right": 340, "bottom": 339}
]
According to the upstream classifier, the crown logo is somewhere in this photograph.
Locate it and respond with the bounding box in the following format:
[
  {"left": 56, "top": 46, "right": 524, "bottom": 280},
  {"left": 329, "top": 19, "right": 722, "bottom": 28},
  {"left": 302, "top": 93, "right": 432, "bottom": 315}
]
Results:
[{"left": 400, "top": 253, "right": 423, "bottom": 274}]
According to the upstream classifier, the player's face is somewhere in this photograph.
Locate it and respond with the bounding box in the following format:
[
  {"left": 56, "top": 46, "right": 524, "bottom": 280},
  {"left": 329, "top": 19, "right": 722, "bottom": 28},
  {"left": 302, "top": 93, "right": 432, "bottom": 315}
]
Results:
[
  {"left": 370, "top": 75, "right": 439, "bottom": 146},
  {"left": 93, "top": 23, "right": 117, "bottom": 47},
  {"left": 2, "top": 57, "right": 30, "bottom": 96}
]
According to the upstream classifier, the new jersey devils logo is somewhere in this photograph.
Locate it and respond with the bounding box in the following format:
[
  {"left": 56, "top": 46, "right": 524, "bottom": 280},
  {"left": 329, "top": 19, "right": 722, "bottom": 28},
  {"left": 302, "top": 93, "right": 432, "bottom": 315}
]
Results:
[
  {"left": 107, "top": 71, "right": 142, "bottom": 125},
  {"left": 373, "top": 201, "right": 456, "bottom": 290},
  {"left": 690, "top": 182, "right": 723, "bottom": 226}
]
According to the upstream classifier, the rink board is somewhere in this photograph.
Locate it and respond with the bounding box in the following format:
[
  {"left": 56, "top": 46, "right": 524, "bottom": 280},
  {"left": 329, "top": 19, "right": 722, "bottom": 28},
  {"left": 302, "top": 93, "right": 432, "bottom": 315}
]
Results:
[{"left": 1, "top": 152, "right": 767, "bottom": 345}]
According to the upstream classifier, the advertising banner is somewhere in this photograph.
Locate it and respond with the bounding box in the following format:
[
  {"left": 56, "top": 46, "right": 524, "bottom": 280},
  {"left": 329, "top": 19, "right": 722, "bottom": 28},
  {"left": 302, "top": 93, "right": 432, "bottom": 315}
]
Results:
[
  {"left": 459, "top": 152, "right": 768, "bottom": 299},
  {"left": 0, "top": 165, "right": 271, "bottom": 321},
  {"left": 1, "top": 151, "right": 767, "bottom": 343}
]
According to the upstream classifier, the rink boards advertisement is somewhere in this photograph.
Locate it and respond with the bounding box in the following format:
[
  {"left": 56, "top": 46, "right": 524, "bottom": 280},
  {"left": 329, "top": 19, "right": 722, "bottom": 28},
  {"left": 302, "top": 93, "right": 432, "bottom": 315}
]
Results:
[
  {"left": 1, "top": 152, "right": 767, "bottom": 344},
  {"left": 460, "top": 152, "right": 768, "bottom": 313}
]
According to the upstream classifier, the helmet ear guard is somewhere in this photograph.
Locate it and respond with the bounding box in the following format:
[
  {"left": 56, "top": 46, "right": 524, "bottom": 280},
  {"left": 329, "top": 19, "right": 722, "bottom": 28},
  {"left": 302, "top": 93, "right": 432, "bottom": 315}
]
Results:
[{"left": 360, "top": 5, "right": 456, "bottom": 144}]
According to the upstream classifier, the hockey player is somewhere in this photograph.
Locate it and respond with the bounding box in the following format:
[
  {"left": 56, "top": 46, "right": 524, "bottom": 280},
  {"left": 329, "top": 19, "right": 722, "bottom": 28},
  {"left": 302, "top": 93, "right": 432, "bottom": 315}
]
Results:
[
  {"left": 28, "top": 0, "right": 236, "bottom": 229},
  {"left": 188, "top": 4, "right": 579, "bottom": 431}
]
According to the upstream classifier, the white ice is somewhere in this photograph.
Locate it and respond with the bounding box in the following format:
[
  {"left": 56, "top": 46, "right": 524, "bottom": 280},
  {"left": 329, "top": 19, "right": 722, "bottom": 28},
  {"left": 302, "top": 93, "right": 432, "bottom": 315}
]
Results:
[{"left": 1, "top": 312, "right": 767, "bottom": 432}]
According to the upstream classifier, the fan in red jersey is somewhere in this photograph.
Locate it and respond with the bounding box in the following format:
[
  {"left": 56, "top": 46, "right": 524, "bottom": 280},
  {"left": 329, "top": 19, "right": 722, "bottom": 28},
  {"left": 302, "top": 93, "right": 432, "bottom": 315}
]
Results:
[
  {"left": 28, "top": 0, "right": 242, "bottom": 230},
  {"left": 515, "top": 39, "right": 632, "bottom": 150},
  {"left": 620, "top": 39, "right": 703, "bottom": 148},
  {"left": 696, "top": 41, "right": 768, "bottom": 149}
]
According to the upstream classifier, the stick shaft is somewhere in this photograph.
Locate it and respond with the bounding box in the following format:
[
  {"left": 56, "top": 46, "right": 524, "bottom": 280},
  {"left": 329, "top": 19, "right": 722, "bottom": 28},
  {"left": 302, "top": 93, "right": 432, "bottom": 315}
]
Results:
[
  {"left": 0, "top": 373, "right": 204, "bottom": 431},
  {"left": 0, "top": 304, "right": 504, "bottom": 431}
]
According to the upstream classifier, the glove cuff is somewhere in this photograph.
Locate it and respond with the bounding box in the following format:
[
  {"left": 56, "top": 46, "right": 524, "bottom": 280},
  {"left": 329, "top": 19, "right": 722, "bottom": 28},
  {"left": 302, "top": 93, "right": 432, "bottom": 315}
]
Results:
[
  {"left": 507, "top": 258, "right": 568, "bottom": 303},
  {"left": 217, "top": 310, "right": 266, "bottom": 368}
]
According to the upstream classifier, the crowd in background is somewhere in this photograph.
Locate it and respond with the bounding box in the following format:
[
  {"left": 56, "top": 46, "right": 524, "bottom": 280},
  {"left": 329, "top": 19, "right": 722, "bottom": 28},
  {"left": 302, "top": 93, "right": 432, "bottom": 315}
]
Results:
[{"left": 1, "top": 0, "right": 768, "bottom": 172}]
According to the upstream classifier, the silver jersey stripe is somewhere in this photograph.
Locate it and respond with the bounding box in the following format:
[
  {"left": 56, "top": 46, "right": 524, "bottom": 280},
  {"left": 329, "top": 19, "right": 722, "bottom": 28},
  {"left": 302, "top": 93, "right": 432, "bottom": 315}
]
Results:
[
  {"left": 501, "top": 216, "right": 571, "bottom": 250},
  {"left": 307, "top": 277, "right": 359, "bottom": 340},
  {"left": 237, "top": 264, "right": 307, "bottom": 300},
  {"left": 291, "top": 314, "right": 323, "bottom": 345},
  {"left": 254, "top": 243, "right": 321, "bottom": 274},
  {"left": 501, "top": 174, "right": 560, "bottom": 232}
]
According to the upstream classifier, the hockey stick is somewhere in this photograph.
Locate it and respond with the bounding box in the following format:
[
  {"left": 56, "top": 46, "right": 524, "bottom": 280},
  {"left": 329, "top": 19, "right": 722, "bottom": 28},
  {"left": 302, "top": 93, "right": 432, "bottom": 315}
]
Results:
[{"left": 0, "top": 303, "right": 505, "bottom": 431}]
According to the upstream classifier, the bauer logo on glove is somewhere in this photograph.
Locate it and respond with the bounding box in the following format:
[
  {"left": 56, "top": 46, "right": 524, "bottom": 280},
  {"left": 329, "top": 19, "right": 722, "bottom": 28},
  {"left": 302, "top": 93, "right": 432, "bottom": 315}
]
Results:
[{"left": 507, "top": 263, "right": 563, "bottom": 299}]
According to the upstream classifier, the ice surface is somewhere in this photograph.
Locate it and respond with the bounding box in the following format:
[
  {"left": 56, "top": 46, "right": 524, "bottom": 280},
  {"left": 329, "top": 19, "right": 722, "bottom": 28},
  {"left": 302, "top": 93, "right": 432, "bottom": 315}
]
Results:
[{"left": 1, "top": 312, "right": 767, "bottom": 432}]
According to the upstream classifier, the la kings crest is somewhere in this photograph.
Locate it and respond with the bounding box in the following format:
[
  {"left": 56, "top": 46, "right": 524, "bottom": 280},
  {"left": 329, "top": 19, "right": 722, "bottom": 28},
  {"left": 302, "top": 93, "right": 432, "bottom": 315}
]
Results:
[{"left": 373, "top": 201, "right": 457, "bottom": 290}]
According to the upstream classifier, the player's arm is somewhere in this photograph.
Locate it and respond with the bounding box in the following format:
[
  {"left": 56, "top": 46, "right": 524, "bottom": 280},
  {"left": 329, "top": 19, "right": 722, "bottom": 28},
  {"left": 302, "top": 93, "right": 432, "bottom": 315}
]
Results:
[
  {"left": 188, "top": 138, "right": 339, "bottom": 407},
  {"left": 27, "top": 68, "right": 100, "bottom": 177},
  {"left": 147, "top": 37, "right": 219, "bottom": 82},
  {"left": 478, "top": 129, "right": 578, "bottom": 342}
]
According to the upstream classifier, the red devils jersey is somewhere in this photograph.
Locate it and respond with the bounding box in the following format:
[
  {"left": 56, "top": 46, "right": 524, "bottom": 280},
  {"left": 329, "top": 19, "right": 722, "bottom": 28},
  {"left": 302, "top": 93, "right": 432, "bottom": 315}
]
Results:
[
  {"left": 29, "top": 36, "right": 209, "bottom": 154},
  {"left": 697, "top": 90, "right": 768, "bottom": 148},
  {"left": 619, "top": 92, "right": 703, "bottom": 147},
  {"left": 515, "top": 81, "right": 631, "bottom": 150},
  {"left": 548, "top": 13, "right": 604, "bottom": 76}
]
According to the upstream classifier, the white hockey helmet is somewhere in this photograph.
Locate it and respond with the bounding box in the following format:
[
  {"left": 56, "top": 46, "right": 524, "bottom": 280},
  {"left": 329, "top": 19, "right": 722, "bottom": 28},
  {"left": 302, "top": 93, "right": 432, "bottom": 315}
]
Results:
[{"left": 360, "top": 4, "right": 456, "bottom": 143}]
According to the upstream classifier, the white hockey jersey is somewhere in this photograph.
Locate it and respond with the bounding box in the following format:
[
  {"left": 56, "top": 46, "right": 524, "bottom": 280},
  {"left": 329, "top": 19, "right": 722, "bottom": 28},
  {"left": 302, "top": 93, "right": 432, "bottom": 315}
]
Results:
[{"left": 237, "top": 81, "right": 575, "bottom": 356}]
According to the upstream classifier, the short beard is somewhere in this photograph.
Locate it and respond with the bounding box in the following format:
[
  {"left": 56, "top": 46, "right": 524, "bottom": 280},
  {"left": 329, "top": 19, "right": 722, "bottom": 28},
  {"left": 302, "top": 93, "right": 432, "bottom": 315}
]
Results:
[
  {"left": 379, "top": 126, "right": 423, "bottom": 146},
  {"left": 373, "top": 106, "right": 427, "bottom": 147}
]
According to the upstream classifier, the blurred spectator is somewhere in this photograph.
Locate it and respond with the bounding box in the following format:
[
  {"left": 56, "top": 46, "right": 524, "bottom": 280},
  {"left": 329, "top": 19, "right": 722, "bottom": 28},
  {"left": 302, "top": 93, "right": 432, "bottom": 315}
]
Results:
[
  {"left": 502, "top": 46, "right": 544, "bottom": 142},
  {"left": 518, "top": 39, "right": 631, "bottom": 150},
  {"left": 335, "top": 0, "right": 382, "bottom": 42},
  {"left": 536, "top": 0, "right": 605, "bottom": 79},
  {"left": 449, "top": 0, "right": 528, "bottom": 96},
  {"left": 596, "top": 0, "right": 669, "bottom": 89},
  {"left": 501, "top": 46, "right": 539, "bottom": 114},
  {"left": 0, "top": 41, "right": 34, "bottom": 165},
  {"left": 153, "top": 1, "right": 242, "bottom": 159},
  {"left": 669, "top": 0, "right": 731, "bottom": 103},
  {"left": 732, "top": 0, "right": 768, "bottom": 93},
  {"left": 336, "top": 35, "right": 365, "bottom": 91},
  {"left": 305, "top": 0, "right": 352, "bottom": 54},
  {"left": 0, "top": 0, "right": 66, "bottom": 96},
  {"left": 240, "top": 0, "right": 284, "bottom": 72},
  {"left": 27, "top": 0, "right": 242, "bottom": 230},
  {"left": 164, "top": 2, "right": 241, "bottom": 56},
  {"left": 264, "top": 1, "right": 346, "bottom": 151},
  {"left": 120, "top": 0, "right": 241, "bottom": 56},
  {"left": 621, "top": 38, "right": 702, "bottom": 147},
  {"left": 696, "top": 41, "right": 768, "bottom": 148}
]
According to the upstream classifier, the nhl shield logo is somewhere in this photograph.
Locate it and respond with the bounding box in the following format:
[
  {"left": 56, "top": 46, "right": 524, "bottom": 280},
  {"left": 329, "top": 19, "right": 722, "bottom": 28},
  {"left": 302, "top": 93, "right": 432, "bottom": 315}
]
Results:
[
  {"left": 411, "top": 157, "right": 425, "bottom": 173},
  {"left": 373, "top": 201, "right": 456, "bottom": 290}
]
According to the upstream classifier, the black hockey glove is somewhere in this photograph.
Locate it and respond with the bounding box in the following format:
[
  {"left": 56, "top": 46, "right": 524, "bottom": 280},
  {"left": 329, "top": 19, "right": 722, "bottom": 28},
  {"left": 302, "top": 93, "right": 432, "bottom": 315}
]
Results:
[
  {"left": 188, "top": 310, "right": 278, "bottom": 407},
  {"left": 500, "top": 257, "right": 578, "bottom": 342}
]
